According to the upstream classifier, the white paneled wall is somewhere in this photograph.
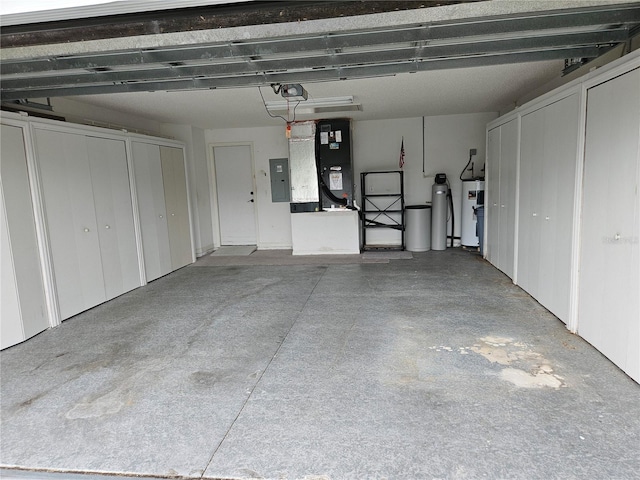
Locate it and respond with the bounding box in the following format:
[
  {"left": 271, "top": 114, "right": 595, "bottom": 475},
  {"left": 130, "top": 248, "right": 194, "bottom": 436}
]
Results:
[
  {"left": 485, "top": 52, "right": 640, "bottom": 382},
  {"left": 0, "top": 114, "right": 194, "bottom": 348}
]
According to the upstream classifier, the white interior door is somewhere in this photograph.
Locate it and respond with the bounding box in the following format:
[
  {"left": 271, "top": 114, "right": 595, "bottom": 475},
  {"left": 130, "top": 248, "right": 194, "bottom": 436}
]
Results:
[
  {"left": 579, "top": 68, "right": 640, "bottom": 382},
  {"left": 214, "top": 145, "right": 257, "bottom": 245}
]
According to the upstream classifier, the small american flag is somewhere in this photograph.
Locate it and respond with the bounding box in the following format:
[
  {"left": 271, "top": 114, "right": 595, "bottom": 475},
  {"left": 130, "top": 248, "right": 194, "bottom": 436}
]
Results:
[{"left": 399, "top": 137, "right": 405, "bottom": 169}]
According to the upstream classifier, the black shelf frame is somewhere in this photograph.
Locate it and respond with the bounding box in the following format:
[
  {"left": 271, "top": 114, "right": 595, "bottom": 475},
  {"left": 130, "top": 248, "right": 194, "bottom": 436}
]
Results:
[{"left": 360, "top": 170, "right": 405, "bottom": 251}]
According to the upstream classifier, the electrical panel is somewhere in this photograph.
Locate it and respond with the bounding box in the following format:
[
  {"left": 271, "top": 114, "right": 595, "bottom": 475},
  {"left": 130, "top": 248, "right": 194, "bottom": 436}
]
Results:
[{"left": 269, "top": 157, "right": 290, "bottom": 202}]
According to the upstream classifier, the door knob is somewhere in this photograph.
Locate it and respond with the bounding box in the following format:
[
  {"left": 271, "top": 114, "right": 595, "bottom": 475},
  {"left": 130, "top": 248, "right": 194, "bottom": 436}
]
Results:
[{"left": 250, "top": 191, "right": 254, "bottom": 195}]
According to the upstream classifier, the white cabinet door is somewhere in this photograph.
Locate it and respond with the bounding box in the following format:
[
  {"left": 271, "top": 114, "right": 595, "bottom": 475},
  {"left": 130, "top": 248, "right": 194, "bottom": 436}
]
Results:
[
  {"left": 541, "top": 94, "right": 579, "bottom": 321},
  {"left": 579, "top": 68, "right": 640, "bottom": 382},
  {"left": 518, "top": 95, "right": 579, "bottom": 323},
  {"left": 1, "top": 124, "right": 49, "bottom": 348},
  {"left": 87, "top": 136, "right": 140, "bottom": 299},
  {"left": 35, "top": 129, "right": 106, "bottom": 319},
  {"left": 486, "top": 127, "right": 501, "bottom": 266},
  {"left": 160, "top": 146, "right": 192, "bottom": 270},
  {"left": 0, "top": 191, "right": 23, "bottom": 348},
  {"left": 518, "top": 109, "right": 544, "bottom": 297},
  {"left": 132, "top": 142, "right": 171, "bottom": 282},
  {"left": 498, "top": 118, "right": 518, "bottom": 278}
]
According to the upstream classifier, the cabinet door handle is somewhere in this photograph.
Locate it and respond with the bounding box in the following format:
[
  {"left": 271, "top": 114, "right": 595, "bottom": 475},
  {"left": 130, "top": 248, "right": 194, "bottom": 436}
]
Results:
[
  {"left": 105, "top": 225, "right": 110, "bottom": 229},
  {"left": 545, "top": 216, "right": 550, "bottom": 221},
  {"left": 614, "top": 233, "right": 621, "bottom": 241},
  {"left": 532, "top": 213, "right": 537, "bottom": 217},
  {"left": 83, "top": 228, "right": 90, "bottom": 232},
  {"left": 159, "top": 214, "right": 164, "bottom": 219},
  {"left": 501, "top": 204, "right": 505, "bottom": 208},
  {"left": 171, "top": 213, "right": 175, "bottom": 216}
]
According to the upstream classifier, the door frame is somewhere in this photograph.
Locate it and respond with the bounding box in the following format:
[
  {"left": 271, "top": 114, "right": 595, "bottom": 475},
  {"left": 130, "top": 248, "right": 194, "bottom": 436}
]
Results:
[{"left": 208, "top": 142, "right": 259, "bottom": 248}]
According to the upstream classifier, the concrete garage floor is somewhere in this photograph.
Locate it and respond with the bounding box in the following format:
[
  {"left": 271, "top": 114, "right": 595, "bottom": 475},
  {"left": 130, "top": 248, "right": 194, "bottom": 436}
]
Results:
[{"left": 1, "top": 249, "right": 639, "bottom": 479}]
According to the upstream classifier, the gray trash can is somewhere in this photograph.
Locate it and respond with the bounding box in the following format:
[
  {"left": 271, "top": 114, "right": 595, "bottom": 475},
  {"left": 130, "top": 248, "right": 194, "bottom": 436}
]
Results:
[
  {"left": 476, "top": 206, "right": 485, "bottom": 255},
  {"left": 405, "top": 204, "right": 431, "bottom": 252}
]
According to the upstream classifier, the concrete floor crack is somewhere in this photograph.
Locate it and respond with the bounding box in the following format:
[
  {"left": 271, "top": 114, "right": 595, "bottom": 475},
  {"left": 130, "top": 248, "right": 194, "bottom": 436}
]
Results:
[{"left": 198, "top": 266, "right": 328, "bottom": 479}]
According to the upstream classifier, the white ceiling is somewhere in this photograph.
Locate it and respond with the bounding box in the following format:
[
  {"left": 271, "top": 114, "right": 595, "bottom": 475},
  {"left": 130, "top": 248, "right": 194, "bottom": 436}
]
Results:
[{"left": 68, "top": 59, "right": 564, "bottom": 130}]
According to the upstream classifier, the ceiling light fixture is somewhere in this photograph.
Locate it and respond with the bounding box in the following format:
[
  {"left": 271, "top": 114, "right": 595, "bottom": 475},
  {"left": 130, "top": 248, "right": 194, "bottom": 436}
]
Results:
[{"left": 265, "top": 96, "right": 361, "bottom": 115}]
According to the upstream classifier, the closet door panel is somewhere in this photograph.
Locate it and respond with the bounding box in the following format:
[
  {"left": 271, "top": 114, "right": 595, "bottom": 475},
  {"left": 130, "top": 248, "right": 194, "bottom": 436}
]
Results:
[
  {"left": 87, "top": 136, "right": 140, "bottom": 299},
  {"left": 536, "top": 106, "right": 560, "bottom": 313},
  {"left": 486, "top": 127, "right": 501, "bottom": 267},
  {"left": 160, "top": 146, "right": 192, "bottom": 270},
  {"left": 132, "top": 142, "right": 171, "bottom": 282},
  {"left": 544, "top": 94, "right": 579, "bottom": 321},
  {"left": 579, "top": 68, "right": 640, "bottom": 381},
  {"left": 518, "top": 110, "right": 544, "bottom": 297},
  {"left": 0, "top": 194, "right": 23, "bottom": 349},
  {"left": 1, "top": 124, "right": 49, "bottom": 342},
  {"left": 498, "top": 118, "right": 518, "bottom": 278},
  {"left": 35, "top": 129, "right": 105, "bottom": 319}
]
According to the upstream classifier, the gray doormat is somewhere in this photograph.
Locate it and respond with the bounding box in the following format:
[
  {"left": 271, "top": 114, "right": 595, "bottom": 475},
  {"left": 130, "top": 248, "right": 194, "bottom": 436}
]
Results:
[
  {"left": 361, "top": 250, "right": 413, "bottom": 260},
  {"left": 210, "top": 246, "right": 257, "bottom": 256}
]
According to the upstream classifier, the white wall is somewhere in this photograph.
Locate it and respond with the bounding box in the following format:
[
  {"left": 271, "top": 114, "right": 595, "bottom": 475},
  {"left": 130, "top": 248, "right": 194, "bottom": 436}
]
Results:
[
  {"left": 353, "top": 112, "right": 497, "bottom": 245},
  {"left": 50, "top": 98, "right": 163, "bottom": 136},
  {"left": 44, "top": 96, "right": 497, "bottom": 251},
  {"left": 205, "top": 126, "right": 291, "bottom": 249}
]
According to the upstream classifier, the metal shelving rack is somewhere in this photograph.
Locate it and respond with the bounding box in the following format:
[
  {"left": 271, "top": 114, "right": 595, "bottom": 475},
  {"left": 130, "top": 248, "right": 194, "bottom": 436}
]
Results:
[{"left": 360, "top": 170, "right": 405, "bottom": 251}]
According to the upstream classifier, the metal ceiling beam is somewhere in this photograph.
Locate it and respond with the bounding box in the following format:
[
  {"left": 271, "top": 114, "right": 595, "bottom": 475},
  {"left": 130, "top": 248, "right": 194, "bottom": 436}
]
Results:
[
  {"left": 0, "top": 47, "right": 599, "bottom": 100},
  {"left": 2, "top": 4, "right": 639, "bottom": 77},
  {"left": 0, "top": 30, "right": 624, "bottom": 92},
  {"left": 1, "top": 3, "right": 638, "bottom": 100}
]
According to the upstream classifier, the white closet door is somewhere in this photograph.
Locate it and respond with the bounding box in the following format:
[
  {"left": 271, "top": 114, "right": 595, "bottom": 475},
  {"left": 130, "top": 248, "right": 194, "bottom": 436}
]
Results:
[
  {"left": 543, "top": 94, "right": 579, "bottom": 321},
  {"left": 518, "top": 109, "right": 544, "bottom": 297},
  {"left": 579, "top": 68, "right": 640, "bottom": 382},
  {"left": 87, "top": 136, "right": 140, "bottom": 299},
  {"left": 35, "top": 129, "right": 106, "bottom": 319},
  {"left": 1, "top": 124, "right": 49, "bottom": 346},
  {"left": 160, "top": 146, "right": 192, "bottom": 270},
  {"left": 536, "top": 104, "right": 562, "bottom": 315},
  {"left": 0, "top": 190, "right": 23, "bottom": 348},
  {"left": 486, "top": 127, "right": 501, "bottom": 266},
  {"left": 132, "top": 142, "right": 171, "bottom": 282},
  {"left": 498, "top": 118, "right": 518, "bottom": 278}
]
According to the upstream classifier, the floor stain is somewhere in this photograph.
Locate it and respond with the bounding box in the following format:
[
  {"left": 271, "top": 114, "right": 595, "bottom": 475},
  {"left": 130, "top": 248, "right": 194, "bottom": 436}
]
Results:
[{"left": 432, "top": 336, "right": 565, "bottom": 389}]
